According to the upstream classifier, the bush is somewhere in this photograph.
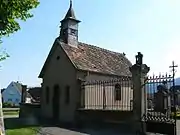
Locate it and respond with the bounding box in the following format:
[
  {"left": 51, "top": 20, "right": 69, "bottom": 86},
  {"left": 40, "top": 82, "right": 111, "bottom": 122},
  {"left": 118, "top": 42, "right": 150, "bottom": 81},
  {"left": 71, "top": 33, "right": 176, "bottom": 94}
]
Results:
[{"left": 3, "top": 102, "right": 14, "bottom": 108}]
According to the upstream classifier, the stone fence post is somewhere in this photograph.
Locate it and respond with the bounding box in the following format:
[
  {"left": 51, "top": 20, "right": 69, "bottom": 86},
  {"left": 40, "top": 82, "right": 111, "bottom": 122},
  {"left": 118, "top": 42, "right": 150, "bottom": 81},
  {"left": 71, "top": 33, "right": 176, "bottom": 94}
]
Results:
[
  {"left": 21, "top": 85, "right": 27, "bottom": 103},
  {"left": 77, "top": 79, "right": 85, "bottom": 109},
  {"left": 74, "top": 79, "right": 85, "bottom": 127},
  {"left": 130, "top": 52, "right": 150, "bottom": 135}
]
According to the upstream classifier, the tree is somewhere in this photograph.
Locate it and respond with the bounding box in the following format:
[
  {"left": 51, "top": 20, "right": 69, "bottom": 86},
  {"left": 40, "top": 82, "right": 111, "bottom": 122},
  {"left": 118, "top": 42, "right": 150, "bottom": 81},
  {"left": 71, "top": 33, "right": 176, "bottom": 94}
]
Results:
[
  {"left": 0, "top": 50, "right": 9, "bottom": 61},
  {"left": 0, "top": 1, "right": 39, "bottom": 134},
  {"left": 0, "top": 0, "right": 39, "bottom": 37},
  {"left": 0, "top": 0, "right": 40, "bottom": 61}
]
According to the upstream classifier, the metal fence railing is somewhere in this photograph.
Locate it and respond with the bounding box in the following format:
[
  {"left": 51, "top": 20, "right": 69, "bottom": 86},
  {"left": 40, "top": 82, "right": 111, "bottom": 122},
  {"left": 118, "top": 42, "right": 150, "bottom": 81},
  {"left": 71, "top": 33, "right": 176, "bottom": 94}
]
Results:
[{"left": 79, "top": 76, "right": 133, "bottom": 111}]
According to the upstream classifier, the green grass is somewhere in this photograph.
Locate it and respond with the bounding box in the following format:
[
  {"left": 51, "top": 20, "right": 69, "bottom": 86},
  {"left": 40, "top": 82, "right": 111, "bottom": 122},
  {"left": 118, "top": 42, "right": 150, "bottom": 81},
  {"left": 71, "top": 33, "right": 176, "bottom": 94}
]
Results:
[
  {"left": 3, "top": 111, "right": 19, "bottom": 116},
  {"left": 2, "top": 108, "right": 20, "bottom": 116},
  {"left": 3, "top": 108, "right": 40, "bottom": 135},
  {"left": 6, "top": 127, "right": 38, "bottom": 135},
  {"left": 171, "top": 111, "right": 180, "bottom": 119},
  {"left": 4, "top": 118, "right": 40, "bottom": 135}
]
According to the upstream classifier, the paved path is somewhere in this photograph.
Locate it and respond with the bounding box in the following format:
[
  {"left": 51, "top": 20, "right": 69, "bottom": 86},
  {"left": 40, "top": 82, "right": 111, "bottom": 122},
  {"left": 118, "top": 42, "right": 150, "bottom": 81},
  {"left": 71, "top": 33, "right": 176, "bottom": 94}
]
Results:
[
  {"left": 37, "top": 127, "right": 170, "bottom": 135},
  {"left": 37, "top": 126, "right": 134, "bottom": 135},
  {"left": 38, "top": 126, "right": 178, "bottom": 135},
  {"left": 37, "top": 121, "right": 180, "bottom": 135}
]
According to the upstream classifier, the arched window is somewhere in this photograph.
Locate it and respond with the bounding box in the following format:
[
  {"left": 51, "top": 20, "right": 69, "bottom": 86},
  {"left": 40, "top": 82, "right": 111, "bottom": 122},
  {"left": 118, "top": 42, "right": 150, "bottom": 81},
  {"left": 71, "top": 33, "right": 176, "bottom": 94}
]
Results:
[
  {"left": 46, "top": 86, "right": 50, "bottom": 104},
  {"left": 115, "top": 84, "right": 121, "bottom": 101}
]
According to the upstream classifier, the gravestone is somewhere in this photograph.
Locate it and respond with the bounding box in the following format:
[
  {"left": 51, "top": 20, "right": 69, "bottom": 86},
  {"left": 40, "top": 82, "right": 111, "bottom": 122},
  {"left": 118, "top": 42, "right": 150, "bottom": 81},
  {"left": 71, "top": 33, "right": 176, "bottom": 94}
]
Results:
[{"left": 154, "top": 82, "right": 171, "bottom": 116}]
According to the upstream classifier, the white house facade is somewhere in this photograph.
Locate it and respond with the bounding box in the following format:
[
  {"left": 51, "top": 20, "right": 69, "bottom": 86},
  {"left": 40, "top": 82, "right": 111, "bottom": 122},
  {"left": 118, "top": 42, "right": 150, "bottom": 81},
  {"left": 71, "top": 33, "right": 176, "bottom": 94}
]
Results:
[{"left": 2, "top": 81, "right": 22, "bottom": 106}]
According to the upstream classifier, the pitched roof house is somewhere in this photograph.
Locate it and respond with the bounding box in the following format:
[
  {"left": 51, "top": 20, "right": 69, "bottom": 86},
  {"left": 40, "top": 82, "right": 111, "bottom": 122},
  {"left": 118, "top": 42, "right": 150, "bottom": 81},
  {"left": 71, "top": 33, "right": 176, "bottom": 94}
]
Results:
[
  {"left": 28, "top": 87, "right": 41, "bottom": 103},
  {"left": 2, "top": 81, "right": 23, "bottom": 106},
  {"left": 2, "top": 81, "right": 36, "bottom": 106},
  {"left": 39, "top": 1, "right": 132, "bottom": 123}
]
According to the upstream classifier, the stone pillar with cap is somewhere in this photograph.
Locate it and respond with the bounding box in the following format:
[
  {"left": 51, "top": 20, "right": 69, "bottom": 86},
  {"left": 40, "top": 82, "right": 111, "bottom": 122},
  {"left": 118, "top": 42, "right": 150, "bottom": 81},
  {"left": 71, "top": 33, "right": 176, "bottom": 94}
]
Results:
[
  {"left": 21, "top": 85, "right": 27, "bottom": 103},
  {"left": 129, "top": 52, "right": 150, "bottom": 134}
]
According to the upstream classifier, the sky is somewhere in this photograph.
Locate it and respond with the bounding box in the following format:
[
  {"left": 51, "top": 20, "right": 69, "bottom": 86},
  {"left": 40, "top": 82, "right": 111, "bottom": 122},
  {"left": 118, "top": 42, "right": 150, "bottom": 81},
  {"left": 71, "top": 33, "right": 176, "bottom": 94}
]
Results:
[{"left": 1, "top": 0, "right": 180, "bottom": 88}]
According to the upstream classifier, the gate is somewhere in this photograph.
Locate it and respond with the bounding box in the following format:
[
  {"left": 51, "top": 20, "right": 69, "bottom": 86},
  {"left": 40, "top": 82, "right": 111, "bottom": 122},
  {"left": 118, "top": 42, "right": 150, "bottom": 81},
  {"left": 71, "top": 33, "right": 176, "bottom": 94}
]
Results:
[{"left": 143, "top": 73, "right": 177, "bottom": 135}]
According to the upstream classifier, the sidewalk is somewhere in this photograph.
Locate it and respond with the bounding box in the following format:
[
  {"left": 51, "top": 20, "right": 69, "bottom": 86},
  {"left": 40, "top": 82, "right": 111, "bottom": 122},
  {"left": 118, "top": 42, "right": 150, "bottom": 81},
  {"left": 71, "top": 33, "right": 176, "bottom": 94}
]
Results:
[
  {"left": 37, "top": 121, "right": 180, "bottom": 135},
  {"left": 35, "top": 120, "right": 180, "bottom": 135},
  {"left": 37, "top": 126, "right": 135, "bottom": 135}
]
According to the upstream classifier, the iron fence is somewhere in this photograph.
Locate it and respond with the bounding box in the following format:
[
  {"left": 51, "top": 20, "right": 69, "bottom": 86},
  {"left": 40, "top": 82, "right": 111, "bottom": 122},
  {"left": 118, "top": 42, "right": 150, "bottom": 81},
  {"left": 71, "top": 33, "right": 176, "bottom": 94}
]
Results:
[
  {"left": 79, "top": 76, "right": 133, "bottom": 111},
  {"left": 144, "top": 73, "right": 175, "bottom": 122}
]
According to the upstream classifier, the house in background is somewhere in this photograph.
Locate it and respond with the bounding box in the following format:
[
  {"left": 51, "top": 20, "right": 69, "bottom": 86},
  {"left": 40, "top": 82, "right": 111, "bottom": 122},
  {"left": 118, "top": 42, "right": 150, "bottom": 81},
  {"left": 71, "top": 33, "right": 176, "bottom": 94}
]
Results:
[
  {"left": 28, "top": 87, "right": 41, "bottom": 103},
  {"left": 2, "top": 81, "right": 23, "bottom": 106},
  {"left": 39, "top": 1, "right": 132, "bottom": 123},
  {"left": 2, "top": 81, "right": 34, "bottom": 106}
]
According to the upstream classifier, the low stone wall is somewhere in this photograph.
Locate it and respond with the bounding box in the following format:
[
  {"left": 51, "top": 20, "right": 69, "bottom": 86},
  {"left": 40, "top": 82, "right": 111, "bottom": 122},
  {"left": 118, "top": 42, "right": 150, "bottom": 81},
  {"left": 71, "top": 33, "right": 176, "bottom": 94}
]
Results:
[
  {"left": 76, "top": 109, "right": 133, "bottom": 126},
  {"left": 19, "top": 103, "right": 41, "bottom": 119}
]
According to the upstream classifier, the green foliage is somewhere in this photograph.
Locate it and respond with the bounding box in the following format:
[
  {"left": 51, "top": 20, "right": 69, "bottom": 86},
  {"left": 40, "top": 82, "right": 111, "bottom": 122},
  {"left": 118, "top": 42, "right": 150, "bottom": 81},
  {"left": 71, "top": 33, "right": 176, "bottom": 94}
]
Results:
[
  {"left": 3, "top": 102, "right": 13, "bottom": 108},
  {"left": 0, "top": 0, "right": 39, "bottom": 37},
  {"left": 0, "top": 50, "right": 9, "bottom": 61},
  {"left": 0, "top": 0, "right": 39, "bottom": 61},
  {"left": 2, "top": 102, "right": 19, "bottom": 108}
]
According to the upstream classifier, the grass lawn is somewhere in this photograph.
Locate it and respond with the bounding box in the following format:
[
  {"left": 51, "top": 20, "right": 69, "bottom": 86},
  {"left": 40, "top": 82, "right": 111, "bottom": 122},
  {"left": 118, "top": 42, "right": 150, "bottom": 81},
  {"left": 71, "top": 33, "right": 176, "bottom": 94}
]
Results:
[
  {"left": 4, "top": 118, "right": 40, "bottom": 135},
  {"left": 171, "top": 111, "right": 180, "bottom": 119},
  {"left": 3, "top": 108, "right": 19, "bottom": 116},
  {"left": 6, "top": 127, "right": 38, "bottom": 135},
  {"left": 3, "top": 111, "right": 19, "bottom": 116}
]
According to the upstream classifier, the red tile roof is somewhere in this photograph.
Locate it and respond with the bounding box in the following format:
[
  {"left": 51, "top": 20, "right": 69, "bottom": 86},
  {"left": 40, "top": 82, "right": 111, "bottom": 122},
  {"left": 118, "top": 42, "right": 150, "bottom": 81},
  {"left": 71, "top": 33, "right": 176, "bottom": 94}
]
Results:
[
  {"left": 60, "top": 41, "right": 132, "bottom": 76},
  {"left": 39, "top": 38, "right": 132, "bottom": 78}
]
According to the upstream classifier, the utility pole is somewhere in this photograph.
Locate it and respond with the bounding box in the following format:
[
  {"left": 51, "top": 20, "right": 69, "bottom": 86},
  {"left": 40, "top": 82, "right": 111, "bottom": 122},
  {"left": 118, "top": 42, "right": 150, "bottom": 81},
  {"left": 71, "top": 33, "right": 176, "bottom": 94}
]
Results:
[
  {"left": 0, "top": 88, "right": 5, "bottom": 135},
  {"left": 169, "top": 61, "right": 178, "bottom": 135}
]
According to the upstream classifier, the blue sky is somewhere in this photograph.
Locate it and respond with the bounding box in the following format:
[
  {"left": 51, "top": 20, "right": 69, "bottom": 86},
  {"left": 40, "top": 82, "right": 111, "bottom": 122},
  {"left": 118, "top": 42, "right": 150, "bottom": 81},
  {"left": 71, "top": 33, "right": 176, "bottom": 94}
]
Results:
[{"left": 1, "top": 0, "right": 180, "bottom": 88}]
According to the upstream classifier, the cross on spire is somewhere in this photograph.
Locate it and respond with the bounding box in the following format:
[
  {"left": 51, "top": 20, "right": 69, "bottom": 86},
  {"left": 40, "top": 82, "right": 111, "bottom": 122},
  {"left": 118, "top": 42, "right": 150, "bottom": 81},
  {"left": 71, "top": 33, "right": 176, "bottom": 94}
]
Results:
[{"left": 169, "top": 61, "right": 178, "bottom": 77}]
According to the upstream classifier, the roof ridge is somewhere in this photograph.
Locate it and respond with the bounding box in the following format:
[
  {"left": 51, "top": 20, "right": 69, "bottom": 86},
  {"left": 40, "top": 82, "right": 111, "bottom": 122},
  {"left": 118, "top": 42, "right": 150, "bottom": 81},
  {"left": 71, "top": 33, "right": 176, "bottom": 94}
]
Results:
[
  {"left": 40, "top": 39, "right": 132, "bottom": 78},
  {"left": 78, "top": 42, "right": 123, "bottom": 56},
  {"left": 12, "top": 81, "right": 22, "bottom": 95}
]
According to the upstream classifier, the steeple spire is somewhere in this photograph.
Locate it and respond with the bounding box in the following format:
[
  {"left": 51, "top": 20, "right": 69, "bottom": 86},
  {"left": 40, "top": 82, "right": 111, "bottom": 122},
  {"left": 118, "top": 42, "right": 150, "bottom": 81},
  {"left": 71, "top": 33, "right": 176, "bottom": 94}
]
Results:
[
  {"left": 59, "top": 0, "right": 81, "bottom": 47},
  {"left": 70, "top": 0, "right": 72, "bottom": 8},
  {"left": 62, "top": 0, "right": 80, "bottom": 21}
]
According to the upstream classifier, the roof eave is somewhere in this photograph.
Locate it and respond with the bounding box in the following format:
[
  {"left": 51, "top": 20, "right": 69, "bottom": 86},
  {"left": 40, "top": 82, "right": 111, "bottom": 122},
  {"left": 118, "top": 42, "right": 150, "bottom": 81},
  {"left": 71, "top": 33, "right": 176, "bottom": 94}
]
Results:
[
  {"left": 38, "top": 38, "right": 59, "bottom": 79},
  {"left": 38, "top": 39, "right": 79, "bottom": 79},
  {"left": 38, "top": 74, "right": 42, "bottom": 78},
  {"left": 60, "top": 18, "right": 81, "bottom": 23},
  {"left": 57, "top": 39, "right": 78, "bottom": 70},
  {"left": 77, "top": 68, "right": 132, "bottom": 78}
]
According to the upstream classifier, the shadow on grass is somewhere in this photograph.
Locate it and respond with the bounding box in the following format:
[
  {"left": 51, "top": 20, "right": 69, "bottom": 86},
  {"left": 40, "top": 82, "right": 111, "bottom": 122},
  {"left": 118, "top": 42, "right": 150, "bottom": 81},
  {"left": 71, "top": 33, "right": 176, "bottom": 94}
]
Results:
[
  {"left": 4, "top": 117, "right": 134, "bottom": 135},
  {"left": 4, "top": 118, "right": 40, "bottom": 130}
]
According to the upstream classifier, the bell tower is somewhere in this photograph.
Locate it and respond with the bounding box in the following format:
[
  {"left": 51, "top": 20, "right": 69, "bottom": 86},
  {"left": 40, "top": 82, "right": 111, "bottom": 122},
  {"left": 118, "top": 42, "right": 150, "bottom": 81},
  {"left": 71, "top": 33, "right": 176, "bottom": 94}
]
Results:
[{"left": 59, "top": 0, "right": 81, "bottom": 47}]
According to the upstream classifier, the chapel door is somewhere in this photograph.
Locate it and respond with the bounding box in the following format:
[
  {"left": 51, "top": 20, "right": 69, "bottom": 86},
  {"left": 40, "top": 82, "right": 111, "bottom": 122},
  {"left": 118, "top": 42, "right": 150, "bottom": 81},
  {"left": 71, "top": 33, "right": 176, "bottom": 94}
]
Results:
[{"left": 52, "top": 85, "right": 60, "bottom": 121}]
